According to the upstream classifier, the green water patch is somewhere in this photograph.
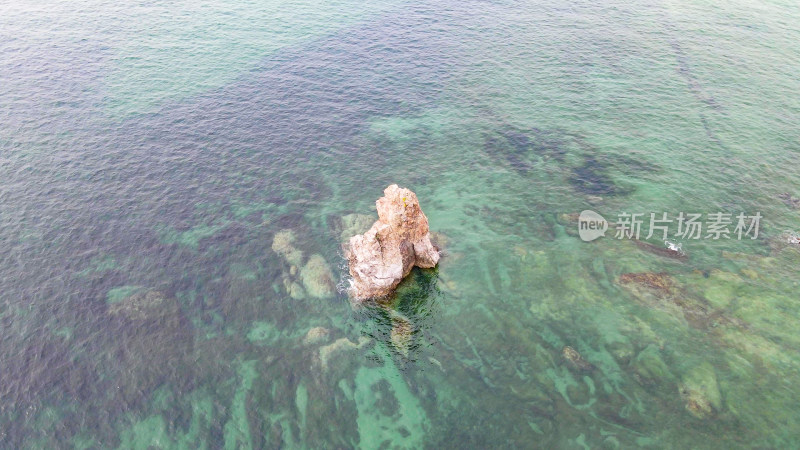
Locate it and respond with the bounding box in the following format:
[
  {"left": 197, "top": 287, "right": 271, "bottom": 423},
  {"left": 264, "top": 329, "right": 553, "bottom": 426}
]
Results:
[
  {"left": 106, "top": 285, "right": 145, "bottom": 305},
  {"left": 332, "top": 101, "right": 800, "bottom": 444},
  {"left": 117, "top": 415, "right": 171, "bottom": 450},
  {"left": 229, "top": 198, "right": 289, "bottom": 223},
  {"left": 5, "top": 0, "right": 800, "bottom": 447},
  {"left": 295, "top": 383, "right": 309, "bottom": 434},
  {"left": 158, "top": 222, "right": 229, "bottom": 250},
  {"left": 70, "top": 434, "right": 100, "bottom": 450},
  {"left": 351, "top": 355, "right": 428, "bottom": 448},
  {"left": 246, "top": 321, "right": 281, "bottom": 345},
  {"left": 76, "top": 254, "right": 119, "bottom": 278},
  {"left": 223, "top": 360, "right": 260, "bottom": 450},
  {"left": 113, "top": 389, "right": 215, "bottom": 450}
]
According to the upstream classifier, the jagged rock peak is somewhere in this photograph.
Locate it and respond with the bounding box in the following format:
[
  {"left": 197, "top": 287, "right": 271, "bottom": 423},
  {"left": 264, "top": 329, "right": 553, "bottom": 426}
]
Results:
[{"left": 345, "top": 184, "right": 440, "bottom": 300}]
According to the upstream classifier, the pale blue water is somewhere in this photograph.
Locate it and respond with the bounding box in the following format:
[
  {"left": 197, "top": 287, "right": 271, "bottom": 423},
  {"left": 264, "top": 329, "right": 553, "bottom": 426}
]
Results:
[{"left": 2, "top": 0, "right": 800, "bottom": 448}]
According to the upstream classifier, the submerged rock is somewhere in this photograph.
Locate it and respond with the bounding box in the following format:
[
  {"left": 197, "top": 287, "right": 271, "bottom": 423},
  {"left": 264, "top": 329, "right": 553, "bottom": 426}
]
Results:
[
  {"left": 301, "top": 254, "right": 336, "bottom": 299},
  {"left": 429, "top": 231, "right": 450, "bottom": 251},
  {"left": 778, "top": 192, "right": 800, "bottom": 209},
  {"left": 389, "top": 311, "right": 414, "bottom": 358},
  {"left": 618, "top": 272, "right": 745, "bottom": 331},
  {"left": 303, "top": 327, "right": 331, "bottom": 346},
  {"left": 562, "top": 346, "right": 595, "bottom": 373},
  {"left": 288, "top": 281, "right": 306, "bottom": 300},
  {"left": 345, "top": 185, "right": 440, "bottom": 300},
  {"left": 337, "top": 214, "right": 376, "bottom": 243},
  {"left": 317, "top": 336, "right": 372, "bottom": 370},
  {"left": 679, "top": 361, "right": 722, "bottom": 419},
  {"left": 105, "top": 288, "right": 191, "bottom": 404},
  {"left": 633, "top": 239, "right": 687, "bottom": 261},
  {"left": 607, "top": 340, "right": 635, "bottom": 365},
  {"left": 272, "top": 229, "right": 304, "bottom": 267},
  {"left": 272, "top": 230, "right": 336, "bottom": 299},
  {"left": 108, "top": 290, "right": 177, "bottom": 322},
  {"left": 631, "top": 345, "right": 674, "bottom": 386},
  {"left": 618, "top": 272, "right": 676, "bottom": 294},
  {"left": 557, "top": 212, "right": 581, "bottom": 225}
]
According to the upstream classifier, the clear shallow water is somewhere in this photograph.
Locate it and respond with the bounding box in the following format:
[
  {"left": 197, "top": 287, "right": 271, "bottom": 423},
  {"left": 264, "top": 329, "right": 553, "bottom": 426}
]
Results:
[{"left": 1, "top": 0, "right": 800, "bottom": 447}]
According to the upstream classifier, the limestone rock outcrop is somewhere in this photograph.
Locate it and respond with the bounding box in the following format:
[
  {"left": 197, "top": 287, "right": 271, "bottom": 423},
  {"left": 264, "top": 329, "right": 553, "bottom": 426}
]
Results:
[{"left": 345, "top": 184, "right": 440, "bottom": 300}]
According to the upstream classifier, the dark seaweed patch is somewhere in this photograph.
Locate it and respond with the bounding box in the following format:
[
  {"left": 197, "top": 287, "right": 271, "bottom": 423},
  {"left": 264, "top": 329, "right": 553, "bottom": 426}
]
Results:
[
  {"left": 484, "top": 135, "right": 533, "bottom": 174},
  {"left": 354, "top": 267, "right": 440, "bottom": 363},
  {"left": 569, "top": 156, "right": 631, "bottom": 196},
  {"left": 484, "top": 128, "right": 568, "bottom": 175},
  {"left": 502, "top": 129, "right": 567, "bottom": 162},
  {"left": 484, "top": 127, "right": 650, "bottom": 197}
]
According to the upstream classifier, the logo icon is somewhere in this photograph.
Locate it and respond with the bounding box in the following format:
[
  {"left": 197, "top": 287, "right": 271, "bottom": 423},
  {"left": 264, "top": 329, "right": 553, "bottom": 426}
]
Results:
[{"left": 578, "top": 210, "right": 608, "bottom": 242}]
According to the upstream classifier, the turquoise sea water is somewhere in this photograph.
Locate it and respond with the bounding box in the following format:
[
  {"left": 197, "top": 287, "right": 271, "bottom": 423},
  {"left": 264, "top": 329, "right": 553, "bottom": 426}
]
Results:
[{"left": 2, "top": 0, "right": 800, "bottom": 447}]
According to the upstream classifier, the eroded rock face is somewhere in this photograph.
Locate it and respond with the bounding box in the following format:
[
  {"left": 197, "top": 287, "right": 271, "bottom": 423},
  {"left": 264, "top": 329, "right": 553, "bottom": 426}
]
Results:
[{"left": 345, "top": 185, "right": 440, "bottom": 300}]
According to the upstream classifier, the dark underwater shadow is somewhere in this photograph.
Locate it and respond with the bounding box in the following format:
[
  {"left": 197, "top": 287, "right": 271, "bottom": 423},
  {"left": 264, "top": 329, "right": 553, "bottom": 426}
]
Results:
[{"left": 354, "top": 267, "right": 442, "bottom": 366}]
